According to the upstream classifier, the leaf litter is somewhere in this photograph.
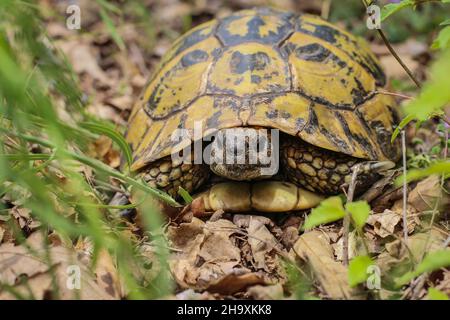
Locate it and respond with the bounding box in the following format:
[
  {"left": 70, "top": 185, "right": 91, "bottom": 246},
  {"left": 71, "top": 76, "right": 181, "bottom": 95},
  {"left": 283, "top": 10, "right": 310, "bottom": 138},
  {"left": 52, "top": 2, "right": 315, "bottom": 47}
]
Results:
[{"left": 0, "top": 0, "right": 449, "bottom": 300}]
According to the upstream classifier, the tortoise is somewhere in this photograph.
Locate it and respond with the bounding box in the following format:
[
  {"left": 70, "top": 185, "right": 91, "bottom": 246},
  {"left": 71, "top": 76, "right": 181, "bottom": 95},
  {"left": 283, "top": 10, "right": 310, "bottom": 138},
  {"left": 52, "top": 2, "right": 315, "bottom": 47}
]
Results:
[{"left": 125, "top": 7, "right": 401, "bottom": 212}]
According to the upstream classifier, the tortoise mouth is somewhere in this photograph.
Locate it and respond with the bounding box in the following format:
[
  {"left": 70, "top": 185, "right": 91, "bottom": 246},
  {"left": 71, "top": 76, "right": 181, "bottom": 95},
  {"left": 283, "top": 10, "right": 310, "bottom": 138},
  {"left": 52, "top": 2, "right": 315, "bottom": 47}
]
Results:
[{"left": 209, "top": 163, "right": 274, "bottom": 181}]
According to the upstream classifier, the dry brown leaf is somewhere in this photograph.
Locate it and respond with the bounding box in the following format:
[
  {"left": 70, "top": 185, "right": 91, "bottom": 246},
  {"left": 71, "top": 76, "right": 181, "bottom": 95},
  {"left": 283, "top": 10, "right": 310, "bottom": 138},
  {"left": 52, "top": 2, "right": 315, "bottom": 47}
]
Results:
[
  {"left": 334, "top": 230, "right": 359, "bottom": 261},
  {"left": 408, "top": 175, "right": 443, "bottom": 212},
  {"left": 59, "top": 40, "right": 112, "bottom": 86},
  {"left": 206, "top": 271, "right": 265, "bottom": 295},
  {"left": 280, "top": 226, "right": 299, "bottom": 249},
  {"left": 168, "top": 218, "right": 251, "bottom": 292},
  {"left": 247, "top": 217, "right": 278, "bottom": 271},
  {"left": 0, "top": 232, "right": 120, "bottom": 300},
  {"left": 377, "top": 228, "right": 448, "bottom": 275},
  {"left": 435, "top": 270, "right": 450, "bottom": 296},
  {"left": 366, "top": 209, "right": 402, "bottom": 238},
  {"left": 293, "top": 230, "right": 363, "bottom": 299},
  {"left": 94, "top": 249, "right": 122, "bottom": 299},
  {"left": 247, "top": 283, "right": 285, "bottom": 300}
]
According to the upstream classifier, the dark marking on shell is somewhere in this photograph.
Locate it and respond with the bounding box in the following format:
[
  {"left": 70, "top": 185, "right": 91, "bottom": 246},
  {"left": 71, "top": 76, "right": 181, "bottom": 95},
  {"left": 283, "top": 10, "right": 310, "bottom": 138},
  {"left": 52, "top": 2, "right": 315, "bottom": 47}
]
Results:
[
  {"left": 230, "top": 51, "right": 271, "bottom": 74},
  {"left": 216, "top": 10, "right": 295, "bottom": 46},
  {"left": 334, "top": 111, "right": 376, "bottom": 159},
  {"left": 180, "top": 49, "right": 209, "bottom": 68},
  {"left": 173, "top": 25, "right": 214, "bottom": 58},
  {"left": 251, "top": 74, "right": 262, "bottom": 84},
  {"left": 206, "top": 110, "right": 223, "bottom": 129},
  {"left": 266, "top": 109, "right": 278, "bottom": 119}
]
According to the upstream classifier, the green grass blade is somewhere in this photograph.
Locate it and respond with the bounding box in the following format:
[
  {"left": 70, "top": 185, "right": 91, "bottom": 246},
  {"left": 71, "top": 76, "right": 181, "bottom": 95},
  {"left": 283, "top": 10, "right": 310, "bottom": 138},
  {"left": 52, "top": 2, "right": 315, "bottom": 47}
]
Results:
[{"left": 80, "top": 121, "right": 132, "bottom": 169}]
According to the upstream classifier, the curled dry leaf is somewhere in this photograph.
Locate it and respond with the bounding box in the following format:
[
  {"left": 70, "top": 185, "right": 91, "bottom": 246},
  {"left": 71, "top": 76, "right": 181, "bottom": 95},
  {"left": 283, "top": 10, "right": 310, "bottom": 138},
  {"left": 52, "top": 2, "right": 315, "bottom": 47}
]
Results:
[
  {"left": 366, "top": 209, "right": 403, "bottom": 238},
  {"left": 376, "top": 228, "right": 448, "bottom": 288},
  {"left": 168, "top": 217, "right": 264, "bottom": 294},
  {"left": 333, "top": 230, "right": 360, "bottom": 262},
  {"left": 0, "top": 232, "right": 120, "bottom": 300},
  {"left": 293, "top": 230, "right": 363, "bottom": 299},
  {"left": 247, "top": 217, "right": 280, "bottom": 272},
  {"left": 408, "top": 175, "right": 445, "bottom": 213},
  {"left": 206, "top": 271, "right": 265, "bottom": 296}
]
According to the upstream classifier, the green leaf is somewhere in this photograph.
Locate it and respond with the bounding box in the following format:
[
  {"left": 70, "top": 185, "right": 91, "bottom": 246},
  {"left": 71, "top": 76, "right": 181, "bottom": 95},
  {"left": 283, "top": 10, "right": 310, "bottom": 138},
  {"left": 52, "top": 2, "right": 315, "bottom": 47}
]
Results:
[
  {"left": 391, "top": 114, "right": 416, "bottom": 142},
  {"left": 426, "top": 288, "right": 449, "bottom": 300},
  {"left": 302, "top": 196, "right": 345, "bottom": 230},
  {"left": 95, "top": 0, "right": 121, "bottom": 14},
  {"left": 80, "top": 121, "right": 132, "bottom": 170},
  {"left": 178, "top": 186, "right": 193, "bottom": 204},
  {"left": 346, "top": 201, "right": 371, "bottom": 230},
  {"left": 0, "top": 153, "right": 51, "bottom": 161},
  {"left": 395, "top": 161, "right": 450, "bottom": 185},
  {"left": 404, "top": 48, "right": 450, "bottom": 120},
  {"left": 99, "top": 8, "right": 126, "bottom": 51},
  {"left": 432, "top": 26, "right": 450, "bottom": 50},
  {"left": 348, "top": 255, "right": 374, "bottom": 287},
  {"left": 440, "top": 19, "right": 450, "bottom": 26},
  {"left": 381, "top": 0, "right": 414, "bottom": 21},
  {"left": 396, "top": 250, "right": 450, "bottom": 286}
]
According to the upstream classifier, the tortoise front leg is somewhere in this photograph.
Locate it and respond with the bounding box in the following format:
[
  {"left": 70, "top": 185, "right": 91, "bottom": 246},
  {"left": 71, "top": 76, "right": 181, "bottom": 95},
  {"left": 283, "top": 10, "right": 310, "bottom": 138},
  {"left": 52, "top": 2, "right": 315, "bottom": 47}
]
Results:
[
  {"left": 141, "top": 156, "right": 209, "bottom": 199},
  {"left": 281, "top": 137, "right": 394, "bottom": 195}
]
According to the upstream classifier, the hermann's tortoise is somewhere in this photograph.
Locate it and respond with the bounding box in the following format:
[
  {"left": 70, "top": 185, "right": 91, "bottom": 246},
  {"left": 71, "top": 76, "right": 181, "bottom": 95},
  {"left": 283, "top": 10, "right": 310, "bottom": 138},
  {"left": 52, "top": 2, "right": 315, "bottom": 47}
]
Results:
[{"left": 126, "top": 7, "right": 400, "bottom": 212}]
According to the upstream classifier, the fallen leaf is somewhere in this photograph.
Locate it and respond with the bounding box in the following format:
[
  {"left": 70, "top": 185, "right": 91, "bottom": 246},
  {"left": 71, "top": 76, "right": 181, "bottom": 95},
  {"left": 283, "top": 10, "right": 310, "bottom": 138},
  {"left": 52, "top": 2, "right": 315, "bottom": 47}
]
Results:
[
  {"left": 206, "top": 271, "right": 265, "bottom": 295},
  {"left": 247, "top": 217, "right": 279, "bottom": 271},
  {"left": 168, "top": 218, "right": 254, "bottom": 293},
  {"left": 366, "top": 209, "right": 402, "bottom": 238},
  {"left": 246, "top": 283, "right": 285, "bottom": 300},
  {"left": 408, "top": 175, "right": 443, "bottom": 212},
  {"left": 293, "top": 230, "right": 363, "bottom": 299},
  {"left": 0, "top": 232, "right": 120, "bottom": 300}
]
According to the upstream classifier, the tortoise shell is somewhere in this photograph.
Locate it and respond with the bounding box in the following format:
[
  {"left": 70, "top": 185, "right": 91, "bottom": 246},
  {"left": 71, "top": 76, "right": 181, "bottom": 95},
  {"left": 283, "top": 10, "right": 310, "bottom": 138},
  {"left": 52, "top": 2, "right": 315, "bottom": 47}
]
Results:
[{"left": 126, "top": 7, "right": 401, "bottom": 172}]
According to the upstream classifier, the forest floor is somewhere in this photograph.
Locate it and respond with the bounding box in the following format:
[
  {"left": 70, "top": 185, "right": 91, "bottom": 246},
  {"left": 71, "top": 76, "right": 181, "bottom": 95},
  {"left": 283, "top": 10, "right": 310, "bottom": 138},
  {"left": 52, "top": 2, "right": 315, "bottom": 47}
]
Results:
[{"left": 0, "top": 0, "right": 449, "bottom": 300}]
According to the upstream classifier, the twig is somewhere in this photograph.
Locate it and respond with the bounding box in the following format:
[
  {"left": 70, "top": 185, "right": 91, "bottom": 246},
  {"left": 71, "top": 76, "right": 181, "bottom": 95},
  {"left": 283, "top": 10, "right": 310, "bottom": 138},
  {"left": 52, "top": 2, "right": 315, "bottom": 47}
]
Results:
[
  {"left": 377, "top": 30, "right": 421, "bottom": 88},
  {"left": 375, "top": 89, "right": 413, "bottom": 100},
  {"left": 401, "top": 131, "right": 408, "bottom": 242},
  {"left": 362, "top": 0, "right": 421, "bottom": 89},
  {"left": 343, "top": 164, "right": 361, "bottom": 266},
  {"left": 409, "top": 126, "right": 448, "bottom": 299}
]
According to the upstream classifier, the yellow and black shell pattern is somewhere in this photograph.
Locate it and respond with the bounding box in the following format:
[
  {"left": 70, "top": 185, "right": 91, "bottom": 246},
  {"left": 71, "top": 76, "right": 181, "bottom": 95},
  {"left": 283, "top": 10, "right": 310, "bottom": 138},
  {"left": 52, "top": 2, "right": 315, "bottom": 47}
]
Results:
[{"left": 126, "top": 7, "right": 401, "bottom": 172}]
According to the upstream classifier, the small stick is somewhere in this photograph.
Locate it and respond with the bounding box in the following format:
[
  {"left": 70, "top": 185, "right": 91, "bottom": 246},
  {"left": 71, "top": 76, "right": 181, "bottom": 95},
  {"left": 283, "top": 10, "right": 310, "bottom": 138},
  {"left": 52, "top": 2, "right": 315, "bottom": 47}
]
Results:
[
  {"left": 343, "top": 164, "right": 360, "bottom": 266},
  {"left": 401, "top": 130, "right": 408, "bottom": 242},
  {"left": 375, "top": 90, "right": 413, "bottom": 100},
  {"left": 362, "top": 0, "right": 421, "bottom": 89}
]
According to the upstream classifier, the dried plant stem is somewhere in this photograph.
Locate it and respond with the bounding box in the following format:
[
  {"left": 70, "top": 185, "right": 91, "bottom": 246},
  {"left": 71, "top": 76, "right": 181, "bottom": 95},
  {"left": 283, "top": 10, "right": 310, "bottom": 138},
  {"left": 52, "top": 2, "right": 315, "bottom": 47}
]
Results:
[
  {"left": 343, "top": 164, "right": 360, "bottom": 266},
  {"left": 361, "top": 0, "right": 421, "bottom": 89},
  {"left": 376, "top": 89, "right": 413, "bottom": 100},
  {"left": 377, "top": 30, "right": 421, "bottom": 88},
  {"left": 410, "top": 126, "right": 448, "bottom": 299},
  {"left": 401, "top": 131, "right": 408, "bottom": 242}
]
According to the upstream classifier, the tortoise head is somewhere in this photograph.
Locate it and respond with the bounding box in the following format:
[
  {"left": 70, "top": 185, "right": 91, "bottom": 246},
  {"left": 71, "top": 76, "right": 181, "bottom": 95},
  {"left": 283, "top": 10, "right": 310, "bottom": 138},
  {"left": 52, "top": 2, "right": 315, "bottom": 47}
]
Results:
[{"left": 208, "top": 127, "right": 278, "bottom": 181}]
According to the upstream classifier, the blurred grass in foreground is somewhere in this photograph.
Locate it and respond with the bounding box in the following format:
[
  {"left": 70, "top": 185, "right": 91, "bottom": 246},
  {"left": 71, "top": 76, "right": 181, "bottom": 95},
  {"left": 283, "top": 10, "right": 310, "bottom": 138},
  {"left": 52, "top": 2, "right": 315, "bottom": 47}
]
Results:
[{"left": 0, "top": 0, "right": 174, "bottom": 299}]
